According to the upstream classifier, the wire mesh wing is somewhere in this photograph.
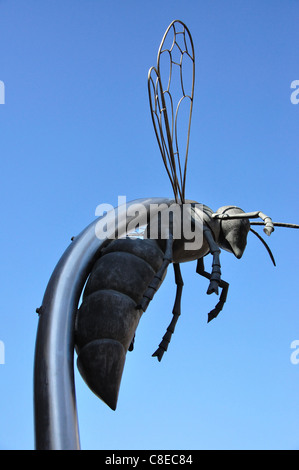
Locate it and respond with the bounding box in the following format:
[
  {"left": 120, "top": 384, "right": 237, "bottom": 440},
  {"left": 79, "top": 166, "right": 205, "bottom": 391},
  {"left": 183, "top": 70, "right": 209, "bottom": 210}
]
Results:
[{"left": 148, "top": 20, "right": 195, "bottom": 203}]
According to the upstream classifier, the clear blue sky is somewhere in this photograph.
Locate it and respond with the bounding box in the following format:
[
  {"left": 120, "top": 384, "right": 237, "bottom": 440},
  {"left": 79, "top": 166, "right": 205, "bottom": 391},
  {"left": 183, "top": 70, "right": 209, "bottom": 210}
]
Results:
[{"left": 0, "top": 0, "right": 298, "bottom": 450}]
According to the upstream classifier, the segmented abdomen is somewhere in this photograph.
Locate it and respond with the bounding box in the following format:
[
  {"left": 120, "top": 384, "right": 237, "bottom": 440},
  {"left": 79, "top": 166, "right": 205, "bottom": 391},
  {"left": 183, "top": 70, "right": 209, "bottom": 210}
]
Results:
[{"left": 74, "top": 237, "right": 164, "bottom": 410}]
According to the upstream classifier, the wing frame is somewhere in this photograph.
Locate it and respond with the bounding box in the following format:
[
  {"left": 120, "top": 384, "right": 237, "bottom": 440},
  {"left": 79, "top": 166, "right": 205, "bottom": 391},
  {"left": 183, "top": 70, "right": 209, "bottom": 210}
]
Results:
[{"left": 148, "top": 20, "right": 195, "bottom": 204}]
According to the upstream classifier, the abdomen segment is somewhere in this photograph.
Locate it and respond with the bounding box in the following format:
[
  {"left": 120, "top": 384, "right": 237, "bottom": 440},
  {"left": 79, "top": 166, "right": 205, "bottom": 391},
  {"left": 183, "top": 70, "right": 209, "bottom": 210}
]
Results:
[{"left": 75, "top": 237, "right": 164, "bottom": 410}]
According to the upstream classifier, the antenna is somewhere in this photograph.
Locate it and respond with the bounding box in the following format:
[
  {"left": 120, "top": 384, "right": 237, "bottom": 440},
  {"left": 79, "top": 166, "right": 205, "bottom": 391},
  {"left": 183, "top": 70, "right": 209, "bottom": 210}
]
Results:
[
  {"left": 250, "top": 228, "right": 276, "bottom": 266},
  {"left": 251, "top": 222, "right": 299, "bottom": 229}
]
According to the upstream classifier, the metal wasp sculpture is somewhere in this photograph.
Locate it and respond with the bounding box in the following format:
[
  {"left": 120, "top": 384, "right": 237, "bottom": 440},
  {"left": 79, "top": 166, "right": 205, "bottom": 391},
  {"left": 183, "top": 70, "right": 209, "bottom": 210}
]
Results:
[{"left": 74, "top": 20, "right": 299, "bottom": 411}]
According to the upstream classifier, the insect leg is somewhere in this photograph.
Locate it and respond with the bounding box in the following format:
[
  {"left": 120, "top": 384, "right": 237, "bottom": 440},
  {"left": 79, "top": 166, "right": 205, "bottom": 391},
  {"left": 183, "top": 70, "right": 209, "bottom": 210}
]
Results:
[
  {"left": 128, "top": 333, "right": 135, "bottom": 352},
  {"left": 152, "top": 263, "right": 184, "bottom": 362},
  {"left": 202, "top": 225, "right": 222, "bottom": 295},
  {"left": 196, "top": 258, "right": 229, "bottom": 322},
  {"left": 136, "top": 212, "right": 174, "bottom": 313},
  {"left": 136, "top": 232, "right": 173, "bottom": 313}
]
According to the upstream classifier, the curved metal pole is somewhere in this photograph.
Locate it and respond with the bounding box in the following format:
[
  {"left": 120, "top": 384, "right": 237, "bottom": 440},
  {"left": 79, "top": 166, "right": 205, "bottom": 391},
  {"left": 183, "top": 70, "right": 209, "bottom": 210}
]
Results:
[
  {"left": 33, "top": 198, "right": 170, "bottom": 450},
  {"left": 34, "top": 218, "right": 101, "bottom": 449}
]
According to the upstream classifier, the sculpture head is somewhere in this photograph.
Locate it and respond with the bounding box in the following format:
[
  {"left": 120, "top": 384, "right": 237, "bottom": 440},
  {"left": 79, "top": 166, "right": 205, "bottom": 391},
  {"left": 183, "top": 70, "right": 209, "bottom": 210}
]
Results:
[
  {"left": 212, "top": 205, "right": 299, "bottom": 267},
  {"left": 215, "top": 206, "right": 250, "bottom": 259}
]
